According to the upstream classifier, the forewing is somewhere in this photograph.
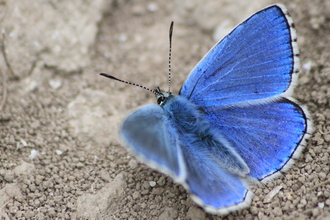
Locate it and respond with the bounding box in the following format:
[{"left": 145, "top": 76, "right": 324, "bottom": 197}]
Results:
[
  {"left": 180, "top": 5, "right": 299, "bottom": 108},
  {"left": 121, "top": 104, "right": 186, "bottom": 180}
]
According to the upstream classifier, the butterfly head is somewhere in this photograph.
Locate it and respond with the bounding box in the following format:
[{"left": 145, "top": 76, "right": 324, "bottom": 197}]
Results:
[{"left": 155, "top": 87, "right": 171, "bottom": 106}]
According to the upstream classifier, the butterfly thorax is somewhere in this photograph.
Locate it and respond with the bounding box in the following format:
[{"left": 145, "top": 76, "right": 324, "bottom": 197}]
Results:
[{"left": 160, "top": 94, "right": 209, "bottom": 135}]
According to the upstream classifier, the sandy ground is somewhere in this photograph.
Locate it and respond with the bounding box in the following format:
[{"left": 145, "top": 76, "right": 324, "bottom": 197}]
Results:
[{"left": 1, "top": 0, "right": 329, "bottom": 219}]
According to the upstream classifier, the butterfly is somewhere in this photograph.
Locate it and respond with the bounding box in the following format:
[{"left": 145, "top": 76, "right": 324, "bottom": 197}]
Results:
[{"left": 100, "top": 4, "right": 311, "bottom": 215}]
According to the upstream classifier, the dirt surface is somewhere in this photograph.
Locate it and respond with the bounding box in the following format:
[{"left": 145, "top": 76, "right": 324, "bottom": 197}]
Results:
[{"left": 0, "top": 0, "right": 329, "bottom": 219}]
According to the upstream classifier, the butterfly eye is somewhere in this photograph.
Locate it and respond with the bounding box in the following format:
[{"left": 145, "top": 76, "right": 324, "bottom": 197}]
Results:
[{"left": 157, "top": 96, "right": 165, "bottom": 105}]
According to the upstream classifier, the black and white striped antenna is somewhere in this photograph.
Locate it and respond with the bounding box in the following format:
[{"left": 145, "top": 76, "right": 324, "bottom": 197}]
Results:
[
  {"left": 168, "top": 21, "right": 174, "bottom": 93},
  {"left": 99, "top": 73, "right": 158, "bottom": 95}
]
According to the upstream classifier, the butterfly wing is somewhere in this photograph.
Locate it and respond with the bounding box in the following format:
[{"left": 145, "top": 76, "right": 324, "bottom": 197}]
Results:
[
  {"left": 203, "top": 98, "right": 309, "bottom": 181},
  {"left": 180, "top": 4, "right": 299, "bottom": 108},
  {"left": 121, "top": 104, "right": 186, "bottom": 181},
  {"left": 170, "top": 109, "right": 253, "bottom": 214},
  {"left": 179, "top": 139, "right": 253, "bottom": 215}
]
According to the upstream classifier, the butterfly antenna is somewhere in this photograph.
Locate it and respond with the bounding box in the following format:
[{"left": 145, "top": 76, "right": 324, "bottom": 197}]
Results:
[
  {"left": 168, "top": 21, "right": 174, "bottom": 93},
  {"left": 100, "top": 73, "right": 157, "bottom": 95}
]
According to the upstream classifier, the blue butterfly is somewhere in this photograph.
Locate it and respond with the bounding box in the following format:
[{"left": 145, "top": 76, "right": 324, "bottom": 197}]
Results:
[{"left": 101, "top": 4, "right": 311, "bottom": 215}]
